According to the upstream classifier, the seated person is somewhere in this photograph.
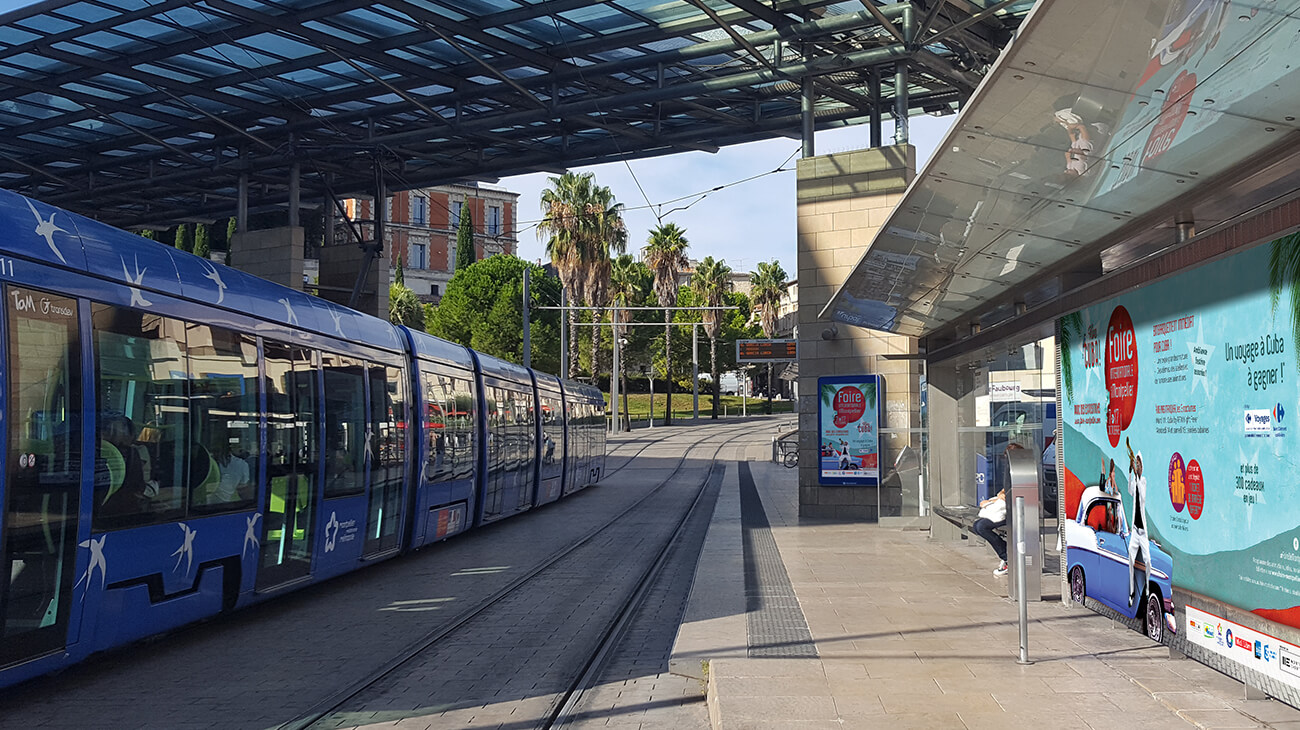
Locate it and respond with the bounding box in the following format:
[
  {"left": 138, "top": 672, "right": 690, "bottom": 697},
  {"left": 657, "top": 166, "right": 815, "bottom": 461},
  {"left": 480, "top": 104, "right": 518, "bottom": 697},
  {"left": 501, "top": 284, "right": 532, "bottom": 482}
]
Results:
[
  {"left": 98, "top": 414, "right": 158, "bottom": 519},
  {"left": 973, "top": 489, "right": 1008, "bottom": 577},
  {"left": 212, "top": 443, "right": 251, "bottom": 504}
]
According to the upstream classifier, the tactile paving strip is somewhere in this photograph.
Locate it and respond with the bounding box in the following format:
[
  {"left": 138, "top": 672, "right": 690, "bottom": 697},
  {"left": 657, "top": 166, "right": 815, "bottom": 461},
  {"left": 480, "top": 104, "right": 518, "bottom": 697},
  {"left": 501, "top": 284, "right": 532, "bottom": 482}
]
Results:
[{"left": 738, "top": 461, "right": 818, "bottom": 658}]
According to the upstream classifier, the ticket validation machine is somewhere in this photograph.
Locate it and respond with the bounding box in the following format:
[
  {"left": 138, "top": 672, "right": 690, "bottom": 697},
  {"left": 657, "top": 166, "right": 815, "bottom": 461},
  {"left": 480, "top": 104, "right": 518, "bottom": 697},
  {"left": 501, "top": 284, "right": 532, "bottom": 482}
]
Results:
[{"left": 1007, "top": 447, "right": 1041, "bottom": 602}]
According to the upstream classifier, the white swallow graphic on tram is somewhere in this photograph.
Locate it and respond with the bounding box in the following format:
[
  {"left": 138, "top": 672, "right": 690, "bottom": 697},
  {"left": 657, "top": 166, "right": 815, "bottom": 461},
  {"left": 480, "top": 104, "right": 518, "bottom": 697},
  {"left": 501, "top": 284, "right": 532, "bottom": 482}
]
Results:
[
  {"left": 200, "top": 260, "right": 227, "bottom": 305},
  {"left": 277, "top": 297, "right": 299, "bottom": 325},
  {"left": 328, "top": 307, "right": 345, "bottom": 336},
  {"left": 242, "top": 513, "right": 261, "bottom": 559},
  {"left": 172, "top": 522, "right": 198, "bottom": 576},
  {"left": 76, "top": 535, "right": 108, "bottom": 593},
  {"left": 26, "top": 198, "right": 69, "bottom": 264},
  {"left": 122, "top": 256, "right": 153, "bottom": 307}
]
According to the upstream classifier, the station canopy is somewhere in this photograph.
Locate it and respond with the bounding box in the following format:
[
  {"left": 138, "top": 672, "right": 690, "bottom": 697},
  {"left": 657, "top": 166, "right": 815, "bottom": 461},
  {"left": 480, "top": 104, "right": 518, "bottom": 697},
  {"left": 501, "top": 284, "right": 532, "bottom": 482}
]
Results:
[
  {"left": 0, "top": 0, "right": 1032, "bottom": 228},
  {"left": 823, "top": 0, "right": 1300, "bottom": 349}
]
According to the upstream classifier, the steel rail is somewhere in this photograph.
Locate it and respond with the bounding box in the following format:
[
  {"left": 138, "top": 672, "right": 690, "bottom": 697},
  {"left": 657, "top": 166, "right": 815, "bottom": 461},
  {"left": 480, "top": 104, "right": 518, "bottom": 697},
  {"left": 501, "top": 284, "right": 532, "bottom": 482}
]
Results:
[{"left": 278, "top": 420, "right": 758, "bottom": 730}]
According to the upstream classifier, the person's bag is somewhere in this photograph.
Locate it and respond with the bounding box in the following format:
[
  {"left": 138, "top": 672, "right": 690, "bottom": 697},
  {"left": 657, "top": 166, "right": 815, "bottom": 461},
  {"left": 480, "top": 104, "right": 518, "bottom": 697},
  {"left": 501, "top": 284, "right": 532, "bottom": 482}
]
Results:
[{"left": 978, "top": 497, "right": 1006, "bottom": 523}]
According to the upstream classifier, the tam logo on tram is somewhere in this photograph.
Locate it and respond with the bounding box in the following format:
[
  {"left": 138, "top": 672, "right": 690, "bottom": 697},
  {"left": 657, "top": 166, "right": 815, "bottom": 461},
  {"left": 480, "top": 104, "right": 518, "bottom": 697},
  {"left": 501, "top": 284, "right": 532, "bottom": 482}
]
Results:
[{"left": 0, "top": 189, "right": 607, "bottom": 688}]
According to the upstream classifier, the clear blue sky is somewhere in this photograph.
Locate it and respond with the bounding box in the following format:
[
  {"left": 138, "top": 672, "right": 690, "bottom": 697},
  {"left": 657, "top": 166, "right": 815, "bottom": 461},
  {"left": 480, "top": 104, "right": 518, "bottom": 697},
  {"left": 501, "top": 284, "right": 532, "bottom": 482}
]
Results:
[
  {"left": 0, "top": 0, "right": 954, "bottom": 276},
  {"left": 507, "top": 117, "right": 952, "bottom": 278}
]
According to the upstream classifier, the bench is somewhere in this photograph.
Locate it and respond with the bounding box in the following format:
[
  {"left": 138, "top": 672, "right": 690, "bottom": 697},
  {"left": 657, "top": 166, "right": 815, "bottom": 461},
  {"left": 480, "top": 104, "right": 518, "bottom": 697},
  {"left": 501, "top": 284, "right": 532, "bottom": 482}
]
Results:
[{"left": 934, "top": 504, "right": 1008, "bottom": 539}]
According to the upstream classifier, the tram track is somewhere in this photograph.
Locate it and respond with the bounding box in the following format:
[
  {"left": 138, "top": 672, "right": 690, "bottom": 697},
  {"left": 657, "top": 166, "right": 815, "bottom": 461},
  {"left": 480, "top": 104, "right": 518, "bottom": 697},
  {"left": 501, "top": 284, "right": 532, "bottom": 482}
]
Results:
[{"left": 280, "top": 420, "right": 763, "bottom": 730}]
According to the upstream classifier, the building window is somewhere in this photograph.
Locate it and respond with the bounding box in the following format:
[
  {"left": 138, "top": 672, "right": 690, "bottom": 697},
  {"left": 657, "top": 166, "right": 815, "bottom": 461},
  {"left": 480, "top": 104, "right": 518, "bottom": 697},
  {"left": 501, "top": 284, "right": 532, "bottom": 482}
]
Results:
[
  {"left": 411, "top": 242, "right": 427, "bottom": 270},
  {"left": 412, "top": 196, "right": 427, "bottom": 226},
  {"left": 451, "top": 201, "right": 462, "bottom": 230},
  {"left": 487, "top": 205, "right": 502, "bottom": 236}
]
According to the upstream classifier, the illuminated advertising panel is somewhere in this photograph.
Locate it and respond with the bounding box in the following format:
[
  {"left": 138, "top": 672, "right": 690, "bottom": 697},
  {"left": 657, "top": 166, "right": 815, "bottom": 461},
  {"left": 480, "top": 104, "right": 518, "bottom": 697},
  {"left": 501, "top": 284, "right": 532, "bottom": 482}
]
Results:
[
  {"left": 816, "top": 375, "right": 882, "bottom": 486},
  {"left": 1060, "top": 230, "right": 1300, "bottom": 676}
]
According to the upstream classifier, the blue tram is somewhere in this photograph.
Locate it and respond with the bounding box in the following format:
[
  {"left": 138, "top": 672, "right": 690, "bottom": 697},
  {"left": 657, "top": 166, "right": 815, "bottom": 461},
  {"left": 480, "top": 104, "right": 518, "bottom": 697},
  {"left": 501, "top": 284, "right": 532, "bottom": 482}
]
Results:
[{"left": 0, "top": 189, "right": 606, "bottom": 688}]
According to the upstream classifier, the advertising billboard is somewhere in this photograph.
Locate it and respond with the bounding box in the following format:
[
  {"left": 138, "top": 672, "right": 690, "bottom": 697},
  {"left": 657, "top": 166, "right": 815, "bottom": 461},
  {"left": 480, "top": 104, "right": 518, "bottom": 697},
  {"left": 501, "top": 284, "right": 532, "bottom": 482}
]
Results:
[
  {"left": 817, "top": 375, "right": 882, "bottom": 486},
  {"left": 1059, "top": 230, "right": 1300, "bottom": 665}
]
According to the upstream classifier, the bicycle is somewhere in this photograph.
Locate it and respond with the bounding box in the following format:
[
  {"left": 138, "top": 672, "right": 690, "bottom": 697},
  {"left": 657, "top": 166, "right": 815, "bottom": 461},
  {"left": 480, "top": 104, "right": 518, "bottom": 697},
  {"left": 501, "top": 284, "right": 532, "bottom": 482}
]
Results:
[{"left": 783, "top": 448, "right": 798, "bottom": 468}]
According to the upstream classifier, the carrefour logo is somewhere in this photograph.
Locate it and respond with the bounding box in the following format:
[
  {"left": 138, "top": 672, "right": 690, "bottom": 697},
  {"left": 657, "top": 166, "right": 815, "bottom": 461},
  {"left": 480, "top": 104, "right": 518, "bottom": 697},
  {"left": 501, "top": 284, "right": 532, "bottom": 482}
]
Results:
[{"left": 1276, "top": 403, "right": 1287, "bottom": 423}]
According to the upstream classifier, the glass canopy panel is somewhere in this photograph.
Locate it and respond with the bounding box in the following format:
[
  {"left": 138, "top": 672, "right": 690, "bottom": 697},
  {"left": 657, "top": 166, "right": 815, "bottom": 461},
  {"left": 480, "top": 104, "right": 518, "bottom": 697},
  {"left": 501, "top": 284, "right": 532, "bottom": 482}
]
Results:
[
  {"left": 14, "top": 13, "right": 79, "bottom": 34},
  {"left": 826, "top": 0, "right": 1300, "bottom": 338}
]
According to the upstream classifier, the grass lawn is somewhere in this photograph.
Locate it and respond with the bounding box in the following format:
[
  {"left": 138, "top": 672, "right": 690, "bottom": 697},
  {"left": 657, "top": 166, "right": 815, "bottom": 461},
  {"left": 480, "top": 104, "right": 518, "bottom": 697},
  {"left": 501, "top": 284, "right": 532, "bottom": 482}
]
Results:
[{"left": 603, "top": 391, "right": 792, "bottom": 420}]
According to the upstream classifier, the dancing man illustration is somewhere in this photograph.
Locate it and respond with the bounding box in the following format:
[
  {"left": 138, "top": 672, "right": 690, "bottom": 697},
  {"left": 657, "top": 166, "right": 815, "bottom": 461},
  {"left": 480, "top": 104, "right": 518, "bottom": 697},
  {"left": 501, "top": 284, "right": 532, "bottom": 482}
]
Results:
[{"left": 1125, "top": 437, "right": 1151, "bottom": 608}]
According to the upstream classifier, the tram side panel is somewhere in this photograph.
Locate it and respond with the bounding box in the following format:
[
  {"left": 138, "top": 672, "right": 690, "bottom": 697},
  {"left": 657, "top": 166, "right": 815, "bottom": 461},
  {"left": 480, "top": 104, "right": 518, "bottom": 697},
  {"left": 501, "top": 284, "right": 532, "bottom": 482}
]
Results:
[
  {"left": 470, "top": 352, "right": 539, "bottom": 526},
  {"left": 408, "top": 357, "right": 478, "bottom": 547},
  {"left": 532, "top": 371, "right": 566, "bottom": 506}
]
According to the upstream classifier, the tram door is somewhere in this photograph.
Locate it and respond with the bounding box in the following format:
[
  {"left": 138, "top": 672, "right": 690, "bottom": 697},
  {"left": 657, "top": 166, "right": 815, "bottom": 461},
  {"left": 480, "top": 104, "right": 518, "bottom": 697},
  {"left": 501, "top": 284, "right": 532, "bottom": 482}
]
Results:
[
  {"left": 257, "top": 344, "right": 318, "bottom": 589},
  {"left": 0, "top": 288, "right": 82, "bottom": 665}
]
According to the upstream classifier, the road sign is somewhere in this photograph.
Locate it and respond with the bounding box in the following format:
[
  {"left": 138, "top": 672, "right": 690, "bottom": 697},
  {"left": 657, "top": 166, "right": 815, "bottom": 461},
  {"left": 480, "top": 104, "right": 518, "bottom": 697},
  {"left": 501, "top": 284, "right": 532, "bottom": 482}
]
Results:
[{"left": 737, "top": 339, "right": 797, "bottom": 362}]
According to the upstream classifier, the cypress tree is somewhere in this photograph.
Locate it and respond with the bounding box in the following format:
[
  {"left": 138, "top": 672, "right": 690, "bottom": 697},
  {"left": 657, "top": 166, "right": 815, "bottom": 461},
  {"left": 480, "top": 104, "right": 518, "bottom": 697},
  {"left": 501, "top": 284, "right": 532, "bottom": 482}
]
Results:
[
  {"left": 225, "top": 218, "right": 237, "bottom": 265},
  {"left": 174, "top": 224, "right": 191, "bottom": 252},
  {"left": 395, "top": 255, "right": 405, "bottom": 285},
  {"left": 194, "top": 223, "right": 210, "bottom": 259},
  {"left": 455, "top": 207, "right": 475, "bottom": 271}
]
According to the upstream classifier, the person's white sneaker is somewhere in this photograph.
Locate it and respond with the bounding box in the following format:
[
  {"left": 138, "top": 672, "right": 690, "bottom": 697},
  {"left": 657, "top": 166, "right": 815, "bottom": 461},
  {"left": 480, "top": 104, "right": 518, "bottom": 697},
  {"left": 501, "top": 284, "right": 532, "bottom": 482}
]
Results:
[{"left": 993, "top": 560, "right": 1009, "bottom": 576}]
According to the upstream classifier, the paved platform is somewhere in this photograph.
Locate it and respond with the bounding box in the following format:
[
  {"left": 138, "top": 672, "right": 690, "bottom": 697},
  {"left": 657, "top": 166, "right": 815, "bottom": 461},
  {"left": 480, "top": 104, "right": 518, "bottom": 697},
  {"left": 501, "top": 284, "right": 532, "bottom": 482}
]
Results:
[{"left": 672, "top": 457, "right": 1300, "bottom": 730}]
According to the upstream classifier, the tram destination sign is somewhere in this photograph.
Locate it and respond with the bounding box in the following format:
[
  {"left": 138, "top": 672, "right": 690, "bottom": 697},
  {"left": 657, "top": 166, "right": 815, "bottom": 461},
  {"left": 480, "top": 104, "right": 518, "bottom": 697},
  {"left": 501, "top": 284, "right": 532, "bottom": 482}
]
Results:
[{"left": 736, "top": 339, "right": 797, "bottom": 362}]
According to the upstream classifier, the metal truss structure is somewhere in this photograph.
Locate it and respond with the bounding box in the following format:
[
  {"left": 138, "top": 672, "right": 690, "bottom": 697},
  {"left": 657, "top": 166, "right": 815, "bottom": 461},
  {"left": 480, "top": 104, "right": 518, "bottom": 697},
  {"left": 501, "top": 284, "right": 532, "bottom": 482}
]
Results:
[{"left": 0, "top": 0, "right": 1031, "bottom": 229}]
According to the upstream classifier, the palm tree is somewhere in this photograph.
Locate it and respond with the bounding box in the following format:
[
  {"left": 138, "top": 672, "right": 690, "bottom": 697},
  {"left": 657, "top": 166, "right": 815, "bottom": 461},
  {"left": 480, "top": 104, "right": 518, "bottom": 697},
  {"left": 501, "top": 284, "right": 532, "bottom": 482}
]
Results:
[
  {"left": 611, "top": 253, "right": 650, "bottom": 429},
  {"left": 538, "top": 171, "right": 592, "bottom": 377},
  {"left": 643, "top": 222, "right": 690, "bottom": 425},
  {"left": 1269, "top": 230, "right": 1300, "bottom": 371},
  {"left": 582, "top": 183, "right": 628, "bottom": 384},
  {"left": 693, "top": 256, "right": 732, "bottom": 420},
  {"left": 750, "top": 260, "right": 789, "bottom": 415}
]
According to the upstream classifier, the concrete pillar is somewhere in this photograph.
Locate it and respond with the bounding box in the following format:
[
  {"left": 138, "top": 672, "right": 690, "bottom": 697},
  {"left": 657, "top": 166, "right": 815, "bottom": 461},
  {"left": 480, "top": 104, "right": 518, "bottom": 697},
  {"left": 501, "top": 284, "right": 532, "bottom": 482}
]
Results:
[
  {"left": 230, "top": 226, "right": 305, "bottom": 291},
  {"left": 317, "top": 242, "right": 389, "bottom": 319},
  {"left": 795, "top": 145, "right": 916, "bottom": 520}
]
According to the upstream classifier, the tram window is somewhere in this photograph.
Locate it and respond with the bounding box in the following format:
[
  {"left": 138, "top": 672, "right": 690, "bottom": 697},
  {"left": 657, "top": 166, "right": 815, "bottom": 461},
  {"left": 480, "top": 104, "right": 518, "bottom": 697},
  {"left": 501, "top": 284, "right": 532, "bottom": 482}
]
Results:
[
  {"left": 264, "top": 344, "right": 318, "bottom": 481},
  {"left": 2, "top": 287, "right": 81, "bottom": 658},
  {"left": 323, "top": 353, "right": 365, "bottom": 498},
  {"left": 541, "top": 397, "right": 562, "bottom": 469},
  {"left": 366, "top": 363, "right": 405, "bottom": 553},
  {"left": 91, "top": 306, "right": 191, "bottom": 530},
  {"left": 423, "top": 372, "right": 466, "bottom": 483},
  {"left": 187, "top": 323, "right": 258, "bottom": 514},
  {"left": 445, "top": 374, "right": 475, "bottom": 481}
]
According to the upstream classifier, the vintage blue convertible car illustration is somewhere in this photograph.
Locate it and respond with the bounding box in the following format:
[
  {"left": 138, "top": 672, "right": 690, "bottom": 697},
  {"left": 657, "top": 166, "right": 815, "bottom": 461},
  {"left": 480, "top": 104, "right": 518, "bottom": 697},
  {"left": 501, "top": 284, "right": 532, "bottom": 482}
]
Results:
[{"left": 1066, "top": 486, "right": 1177, "bottom": 642}]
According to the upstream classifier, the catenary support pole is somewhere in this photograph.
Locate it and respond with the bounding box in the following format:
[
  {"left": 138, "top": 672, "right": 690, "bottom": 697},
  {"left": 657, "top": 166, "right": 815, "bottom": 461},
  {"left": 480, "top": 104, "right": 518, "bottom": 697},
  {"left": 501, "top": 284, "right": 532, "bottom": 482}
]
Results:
[
  {"left": 560, "top": 288, "right": 568, "bottom": 380},
  {"left": 692, "top": 323, "right": 700, "bottom": 421},
  {"left": 522, "top": 266, "right": 531, "bottom": 369},
  {"left": 610, "top": 305, "right": 619, "bottom": 434}
]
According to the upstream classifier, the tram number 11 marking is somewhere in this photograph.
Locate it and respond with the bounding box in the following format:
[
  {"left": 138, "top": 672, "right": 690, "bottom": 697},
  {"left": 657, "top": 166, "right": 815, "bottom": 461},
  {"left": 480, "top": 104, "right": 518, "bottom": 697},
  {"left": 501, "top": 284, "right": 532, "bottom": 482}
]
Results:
[{"left": 0, "top": 258, "right": 14, "bottom": 277}]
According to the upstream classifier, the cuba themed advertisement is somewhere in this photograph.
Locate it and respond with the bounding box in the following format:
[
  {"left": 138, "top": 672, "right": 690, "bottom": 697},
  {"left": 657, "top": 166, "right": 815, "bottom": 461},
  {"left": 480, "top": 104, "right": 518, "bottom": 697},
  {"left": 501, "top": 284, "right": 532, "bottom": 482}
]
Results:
[
  {"left": 817, "top": 375, "right": 881, "bottom": 486},
  {"left": 1059, "top": 231, "right": 1300, "bottom": 675}
]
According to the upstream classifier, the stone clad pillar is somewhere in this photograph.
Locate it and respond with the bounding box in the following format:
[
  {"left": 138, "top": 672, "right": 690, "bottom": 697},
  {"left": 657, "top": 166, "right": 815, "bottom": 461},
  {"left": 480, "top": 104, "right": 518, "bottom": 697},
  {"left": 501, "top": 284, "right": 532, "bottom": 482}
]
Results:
[
  {"left": 795, "top": 145, "right": 918, "bottom": 520},
  {"left": 230, "top": 227, "right": 304, "bottom": 291}
]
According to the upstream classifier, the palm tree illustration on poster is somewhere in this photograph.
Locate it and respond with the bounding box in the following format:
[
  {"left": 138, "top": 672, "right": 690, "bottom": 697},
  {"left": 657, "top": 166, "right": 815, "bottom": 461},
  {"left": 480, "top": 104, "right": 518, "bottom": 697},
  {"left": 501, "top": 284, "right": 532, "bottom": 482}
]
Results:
[{"left": 816, "top": 375, "right": 882, "bottom": 486}]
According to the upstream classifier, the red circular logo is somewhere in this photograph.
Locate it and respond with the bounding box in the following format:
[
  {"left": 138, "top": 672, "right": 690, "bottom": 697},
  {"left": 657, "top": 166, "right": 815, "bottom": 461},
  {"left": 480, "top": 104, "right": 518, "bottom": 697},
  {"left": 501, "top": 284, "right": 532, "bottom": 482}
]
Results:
[
  {"left": 1105, "top": 306, "right": 1139, "bottom": 447},
  {"left": 833, "top": 387, "right": 866, "bottom": 426},
  {"left": 1186, "top": 459, "right": 1204, "bottom": 520},
  {"left": 1169, "top": 452, "right": 1186, "bottom": 513},
  {"left": 1143, "top": 70, "right": 1196, "bottom": 165}
]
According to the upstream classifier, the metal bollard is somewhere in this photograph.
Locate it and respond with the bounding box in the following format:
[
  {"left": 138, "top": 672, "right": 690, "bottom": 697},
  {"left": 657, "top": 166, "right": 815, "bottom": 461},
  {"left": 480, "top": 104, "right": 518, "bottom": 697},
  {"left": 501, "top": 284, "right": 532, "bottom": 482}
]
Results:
[{"left": 1015, "top": 495, "right": 1033, "bottom": 665}]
